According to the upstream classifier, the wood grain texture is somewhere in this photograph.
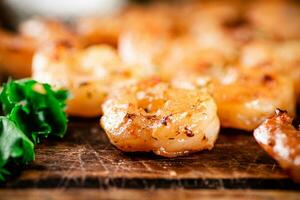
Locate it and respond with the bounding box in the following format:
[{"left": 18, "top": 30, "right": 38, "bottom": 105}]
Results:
[
  {"left": 0, "top": 119, "right": 299, "bottom": 190},
  {"left": 0, "top": 189, "right": 300, "bottom": 200}
]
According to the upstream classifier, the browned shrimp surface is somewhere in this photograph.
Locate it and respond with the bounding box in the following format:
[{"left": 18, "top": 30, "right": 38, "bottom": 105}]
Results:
[
  {"left": 254, "top": 109, "right": 300, "bottom": 182},
  {"left": 101, "top": 78, "right": 220, "bottom": 157}
]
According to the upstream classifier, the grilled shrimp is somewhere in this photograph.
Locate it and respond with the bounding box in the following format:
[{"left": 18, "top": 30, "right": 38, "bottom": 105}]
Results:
[
  {"left": 119, "top": 26, "right": 239, "bottom": 75},
  {"left": 118, "top": 4, "right": 176, "bottom": 70},
  {"left": 254, "top": 109, "right": 300, "bottom": 182},
  {"left": 246, "top": 0, "right": 300, "bottom": 39},
  {"left": 0, "top": 18, "right": 77, "bottom": 78},
  {"left": 32, "top": 43, "right": 141, "bottom": 117},
  {"left": 76, "top": 3, "right": 174, "bottom": 47},
  {"left": 0, "top": 29, "right": 36, "bottom": 77},
  {"left": 172, "top": 67, "right": 296, "bottom": 131},
  {"left": 212, "top": 71, "right": 295, "bottom": 131},
  {"left": 240, "top": 40, "right": 300, "bottom": 102},
  {"left": 101, "top": 78, "right": 220, "bottom": 157},
  {"left": 76, "top": 15, "right": 122, "bottom": 47},
  {"left": 118, "top": 3, "right": 249, "bottom": 70}
]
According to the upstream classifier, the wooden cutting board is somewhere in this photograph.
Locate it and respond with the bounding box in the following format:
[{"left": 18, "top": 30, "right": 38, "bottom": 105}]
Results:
[{"left": 0, "top": 118, "right": 299, "bottom": 199}]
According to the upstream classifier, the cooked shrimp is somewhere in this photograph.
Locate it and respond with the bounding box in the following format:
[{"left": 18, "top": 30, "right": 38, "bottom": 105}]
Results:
[
  {"left": 119, "top": 25, "right": 240, "bottom": 75},
  {"left": 246, "top": 0, "right": 300, "bottom": 39},
  {"left": 179, "top": 0, "right": 238, "bottom": 23},
  {"left": 75, "top": 3, "right": 174, "bottom": 47},
  {"left": 0, "top": 18, "right": 78, "bottom": 78},
  {"left": 118, "top": 3, "right": 248, "bottom": 70},
  {"left": 118, "top": 4, "right": 176, "bottom": 69},
  {"left": 240, "top": 40, "right": 300, "bottom": 101},
  {"left": 0, "top": 29, "right": 36, "bottom": 77},
  {"left": 254, "top": 109, "right": 300, "bottom": 183},
  {"left": 76, "top": 0, "right": 245, "bottom": 49},
  {"left": 76, "top": 15, "right": 122, "bottom": 47},
  {"left": 181, "top": 0, "right": 251, "bottom": 58},
  {"left": 213, "top": 71, "right": 295, "bottom": 131},
  {"left": 32, "top": 43, "right": 141, "bottom": 117},
  {"left": 172, "top": 67, "right": 296, "bottom": 131},
  {"left": 101, "top": 78, "right": 220, "bottom": 157}
]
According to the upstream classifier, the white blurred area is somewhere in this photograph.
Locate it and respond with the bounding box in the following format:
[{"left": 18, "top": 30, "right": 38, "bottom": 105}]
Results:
[{"left": 4, "top": 0, "right": 127, "bottom": 20}]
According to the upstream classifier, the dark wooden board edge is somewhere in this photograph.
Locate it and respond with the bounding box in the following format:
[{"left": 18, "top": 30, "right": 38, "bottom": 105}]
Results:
[{"left": 1, "top": 177, "right": 300, "bottom": 190}]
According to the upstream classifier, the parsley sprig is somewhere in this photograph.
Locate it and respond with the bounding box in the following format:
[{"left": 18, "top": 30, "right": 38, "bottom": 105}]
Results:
[{"left": 0, "top": 79, "right": 68, "bottom": 181}]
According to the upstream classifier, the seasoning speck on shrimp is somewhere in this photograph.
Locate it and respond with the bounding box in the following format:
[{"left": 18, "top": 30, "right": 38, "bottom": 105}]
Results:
[{"left": 100, "top": 78, "right": 220, "bottom": 157}]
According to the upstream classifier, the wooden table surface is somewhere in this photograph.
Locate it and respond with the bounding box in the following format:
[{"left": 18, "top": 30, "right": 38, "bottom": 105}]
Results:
[{"left": 0, "top": 118, "right": 299, "bottom": 199}]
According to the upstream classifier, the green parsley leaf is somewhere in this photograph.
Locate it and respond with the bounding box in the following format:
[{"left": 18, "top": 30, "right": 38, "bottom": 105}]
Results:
[
  {"left": 0, "top": 79, "right": 68, "bottom": 144},
  {"left": 0, "top": 117, "right": 34, "bottom": 181}
]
